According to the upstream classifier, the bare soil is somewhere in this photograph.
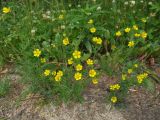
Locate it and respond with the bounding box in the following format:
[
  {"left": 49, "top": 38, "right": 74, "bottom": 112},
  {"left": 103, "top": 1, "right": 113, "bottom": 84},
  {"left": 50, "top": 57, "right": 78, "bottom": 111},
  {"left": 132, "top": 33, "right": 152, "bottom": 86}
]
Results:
[{"left": 0, "top": 65, "right": 160, "bottom": 120}]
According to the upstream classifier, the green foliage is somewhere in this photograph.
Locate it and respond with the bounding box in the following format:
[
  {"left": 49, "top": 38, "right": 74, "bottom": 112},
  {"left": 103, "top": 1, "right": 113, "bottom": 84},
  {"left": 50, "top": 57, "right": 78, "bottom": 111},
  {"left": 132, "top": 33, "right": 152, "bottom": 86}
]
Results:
[
  {"left": 0, "top": 0, "right": 159, "bottom": 104},
  {"left": 0, "top": 56, "right": 5, "bottom": 67},
  {"left": 0, "top": 77, "right": 10, "bottom": 97},
  {"left": 144, "top": 78, "right": 155, "bottom": 93}
]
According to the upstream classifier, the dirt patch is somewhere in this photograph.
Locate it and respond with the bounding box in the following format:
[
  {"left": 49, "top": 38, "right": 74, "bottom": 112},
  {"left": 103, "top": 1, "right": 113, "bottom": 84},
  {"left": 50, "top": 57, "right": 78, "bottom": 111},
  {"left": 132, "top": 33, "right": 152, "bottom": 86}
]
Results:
[
  {"left": 120, "top": 87, "right": 160, "bottom": 120},
  {"left": 0, "top": 69, "right": 125, "bottom": 120},
  {"left": 0, "top": 66, "right": 160, "bottom": 120}
]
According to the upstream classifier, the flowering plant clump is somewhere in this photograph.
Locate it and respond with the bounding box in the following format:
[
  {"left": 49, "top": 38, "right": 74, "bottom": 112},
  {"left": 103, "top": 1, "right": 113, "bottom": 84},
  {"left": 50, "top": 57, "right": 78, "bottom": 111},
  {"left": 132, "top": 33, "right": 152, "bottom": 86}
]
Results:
[
  {"left": 0, "top": 0, "right": 159, "bottom": 104},
  {"left": 108, "top": 62, "right": 151, "bottom": 104}
]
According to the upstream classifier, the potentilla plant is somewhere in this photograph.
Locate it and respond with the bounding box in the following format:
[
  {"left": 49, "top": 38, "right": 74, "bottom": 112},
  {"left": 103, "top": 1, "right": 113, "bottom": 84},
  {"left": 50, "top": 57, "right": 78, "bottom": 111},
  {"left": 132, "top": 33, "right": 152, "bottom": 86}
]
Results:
[
  {"left": 108, "top": 62, "right": 151, "bottom": 104},
  {"left": 1, "top": 0, "right": 158, "bottom": 104},
  {"left": 29, "top": 7, "right": 106, "bottom": 102},
  {"left": 30, "top": 9, "right": 150, "bottom": 103},
  {"left": 101, "top": 19, "right": 158, "bottom": 104}
]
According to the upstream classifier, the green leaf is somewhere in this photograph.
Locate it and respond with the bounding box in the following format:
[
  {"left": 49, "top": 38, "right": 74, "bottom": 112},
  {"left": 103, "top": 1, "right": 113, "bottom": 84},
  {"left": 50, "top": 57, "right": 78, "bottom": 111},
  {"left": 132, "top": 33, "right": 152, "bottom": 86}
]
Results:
[
  {"left": 144, "top": 79, "right": 155, "bottom": 93},
  {"left": 84, "top": 41, "right": 92, "bottom": 53},
  {"left": 104, "top": 30, "right": 110, "bottom": 39},
  {"left": 81, "top": 54, "right": 91, "bottom": 61},
  {"left": 55, "top": 33, "right": 61, "bottom": 44}
]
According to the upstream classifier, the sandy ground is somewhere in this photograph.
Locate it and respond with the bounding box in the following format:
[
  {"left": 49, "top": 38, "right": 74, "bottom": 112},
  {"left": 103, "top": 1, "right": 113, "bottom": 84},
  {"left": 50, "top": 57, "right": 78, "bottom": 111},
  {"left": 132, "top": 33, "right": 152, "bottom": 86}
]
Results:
[
  {"left": 0, "top": 66, "right": 160, "bottom": 120},
  {"left": 0, "top": 74, "right": 125, "bottom": 120}
]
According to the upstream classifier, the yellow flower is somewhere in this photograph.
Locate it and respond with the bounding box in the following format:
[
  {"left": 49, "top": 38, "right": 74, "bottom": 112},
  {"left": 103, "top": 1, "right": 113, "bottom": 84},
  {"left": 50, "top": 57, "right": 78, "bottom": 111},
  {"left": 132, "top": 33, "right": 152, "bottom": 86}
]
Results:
[
  {"left": 141, "top": 32, "right": 147, "bottom": 39},
  {"left": 133, "top": 25, "right": 138, "bottom": 30},
  {"left": 40, "top": 58, "right": 46, "bottom": 63},
  {"left": 55, "top": 75, "right": 61, "bottom": 82},
  {"left": 115, "top": 84, "right": 120, "bottom": 89},
  {"left": 134, "top": 33, "right": 140, "bottom": 37},
  {"left": 137, "top": 73, "right": 148, "bottom": 84},
  {"left": 122, "top": 74, "right": 127, "bottom": 80},
  {"left": 92, "top": 37, "right": 98, "bottom": 42},
  {"left": 87, "top": 59, "right": 94, "bottom": 65},
  {"left": 68, "top": 58, "right": 73, "bottom": 65},
  {"left": 88, "top": 19, "right": 94, "bottom": 24},
  {"left": 44, "top": 69, "right": 50, "bottom": 76},
  {"left": 125, "top": 27, "right": 131, "bottom": 33},
  {"left": 134, "top": 64, "right": 138, "bottom": 68},
  {"left": 128, "top": 41, "right": 135, "bottom": 47},
  {"left": 92, "top": 37, "right": 102, "bottom": 44},
  {"left": 111, "top": 96, "right": 117, "bottom": 103},
  {"left": 57, "top": 70, "right": 63, "bottom": 77},
  {"left": 89, "top": 69, "right": 96, "bottom": 77},
  {"left": 128, "top": 69, "right": 133, "bottom": 74},
  {"left": 110, "top": 85, "right": 115, "bottom": 90},
  {"left": 52, "top": 71, "right": 57, "bottom": 76},
  {"left": 110, "top": 84, "right": 120, "bottom": 90},
  {"left": 90, "top": 27, "right": 96, "bottom": 33},
  {"left": 63, "top": 37, "right": 69, "bottom": 45},
  {"left": 143, "top": 73, "right": 148, "bottom": 78},
  {"left": 137, "top": 76, "right": 143, "bottom": 83},
  {"left": 33, "top": 49, "right": 41, "bottom": 57},
  {"left": 96, "top": 37, "right": 102, "bottom": 44},
  {"left": 2, "top": 7, "right": 11, "bottom": 13},
  {"left": 73, "top": 50, "right": 81, "bottom": 59},
  {"left": 141, "top": 18, "right": 147, "bottom": 23},
  {"left": 115, "top": 31, "right": 122, "bottom": 37},
  {"left": 59, "top": 14, "right": 64, "bottom": 20},
  {"left": 74, "top": 72, "right": 82, "bottom": 80},
  {"left": 92, "top": 79, "right": 98, "bottom": 84},
  {"left": 75, "top": 64, "right": 83, "bottom": 71}
]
